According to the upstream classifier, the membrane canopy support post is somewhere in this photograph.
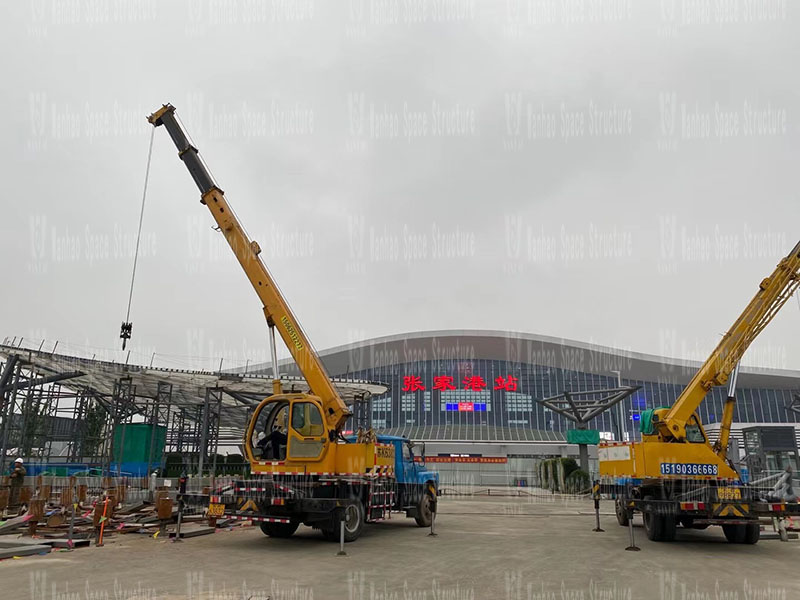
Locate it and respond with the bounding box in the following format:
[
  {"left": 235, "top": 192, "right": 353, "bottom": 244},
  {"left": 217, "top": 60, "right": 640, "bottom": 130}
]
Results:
[{"left": 535, "top": 385, "right": 641, "bottom": 473}]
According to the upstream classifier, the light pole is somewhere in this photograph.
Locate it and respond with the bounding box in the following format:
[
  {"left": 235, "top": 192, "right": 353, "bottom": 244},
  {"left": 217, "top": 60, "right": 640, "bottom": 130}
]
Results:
[{"left": 610, "top": 370, "right": 625, "bottom": 441}]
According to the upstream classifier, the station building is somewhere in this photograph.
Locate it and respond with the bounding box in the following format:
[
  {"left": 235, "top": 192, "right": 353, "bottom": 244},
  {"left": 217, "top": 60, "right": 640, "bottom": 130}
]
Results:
[{"left": 269, "top": 330, "right": 800, "bottom": 485}]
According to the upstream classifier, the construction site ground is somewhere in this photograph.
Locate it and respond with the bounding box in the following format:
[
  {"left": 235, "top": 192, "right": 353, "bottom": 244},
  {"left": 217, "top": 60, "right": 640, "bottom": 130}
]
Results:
[{"left": 3, "top": 494, "right": 798, "bottom": 599}]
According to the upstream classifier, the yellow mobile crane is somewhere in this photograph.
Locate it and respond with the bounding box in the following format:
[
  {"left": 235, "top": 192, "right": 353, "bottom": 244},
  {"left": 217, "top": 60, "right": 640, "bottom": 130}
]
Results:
[
  {"left": 147, "top": 104, "right": 438, "bottom": 541},
  {"left": 600, "top": 240, "right": 800, "bottom": 543}
]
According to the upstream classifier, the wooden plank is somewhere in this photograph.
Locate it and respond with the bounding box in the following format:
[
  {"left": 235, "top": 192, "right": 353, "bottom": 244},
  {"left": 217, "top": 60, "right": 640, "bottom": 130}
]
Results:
[{"left": 46, "top": 514, "right": 66, "bottom": 528}]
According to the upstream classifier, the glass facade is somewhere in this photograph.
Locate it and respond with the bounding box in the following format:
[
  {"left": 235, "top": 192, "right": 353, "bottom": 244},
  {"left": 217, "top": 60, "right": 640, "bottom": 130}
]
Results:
[{"left": 337, "top": 358, "right": 799, "bottom": 439}]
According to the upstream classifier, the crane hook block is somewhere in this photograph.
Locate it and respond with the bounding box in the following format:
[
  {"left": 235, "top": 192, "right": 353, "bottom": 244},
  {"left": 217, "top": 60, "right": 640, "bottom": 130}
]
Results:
[{"left": 120, "top": 321, "right": 133, "bottom": 350}]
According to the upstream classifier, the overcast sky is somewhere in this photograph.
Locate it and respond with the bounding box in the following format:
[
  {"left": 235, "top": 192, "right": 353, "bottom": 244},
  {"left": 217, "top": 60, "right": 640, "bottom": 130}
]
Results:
[{"left": 1, "top": 1, "right": 798, "bottom": 373}]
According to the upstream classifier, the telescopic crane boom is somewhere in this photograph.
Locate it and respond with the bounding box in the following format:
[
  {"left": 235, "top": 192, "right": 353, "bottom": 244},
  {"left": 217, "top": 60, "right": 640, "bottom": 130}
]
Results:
[
  {"left": 147, "top": 103, "right": 351, "bottom": 435},
  {"left": 654, "top": 239, "right": 800, "bottom": 446}
]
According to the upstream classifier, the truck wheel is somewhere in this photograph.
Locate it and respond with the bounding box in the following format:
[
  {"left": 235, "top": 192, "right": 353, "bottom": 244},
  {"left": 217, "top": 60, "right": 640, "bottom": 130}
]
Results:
[
  {"left": 322, "top": 501, "right": 365, "bottom": 542},
  {"left": 723, "top": 523, "right": 759, "bottom": 544},
  {"left": 415, "top": 491, "right": 434, "bottom": 527},
  {"left": 661, "top": 513, "right": 677, "bottom": 542},
  {"left": 643, "top": 496, "right": 664, "bottom": 541},
  {"left": 260, "top": 520, "right": 299, "bottom": 538},
  {"left": 722, "top": 524, "right": 746, "bottom": 543},
  {"left": 342, "top": 501, "right": 365, "bottom": 541},
  {"left": 615, "top": 497, "right": 629, "bottom": 527},
  {"left": 743, "top": 522, "right": 760, "bottom": 545}
]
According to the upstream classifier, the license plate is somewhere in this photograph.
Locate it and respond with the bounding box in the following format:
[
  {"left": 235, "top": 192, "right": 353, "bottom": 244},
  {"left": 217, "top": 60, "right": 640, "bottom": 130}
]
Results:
[
  {"left": 717, "top": 487, "right": 742, "bottom": 500},
  {"left": 208, "top": 502, "right": 225, "bottom": 517}
]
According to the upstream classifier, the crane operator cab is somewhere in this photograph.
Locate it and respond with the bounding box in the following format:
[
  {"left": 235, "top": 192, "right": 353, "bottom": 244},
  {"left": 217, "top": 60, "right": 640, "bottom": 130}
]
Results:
[
  {"left": 640, "top": 408, "right": 708, "bottom": 443},
  {"left": 245, "top": 394, "right": 330, "bottom": 467},
  {"left": 243, "top": 392, "right": 396, "bottom": 477}
]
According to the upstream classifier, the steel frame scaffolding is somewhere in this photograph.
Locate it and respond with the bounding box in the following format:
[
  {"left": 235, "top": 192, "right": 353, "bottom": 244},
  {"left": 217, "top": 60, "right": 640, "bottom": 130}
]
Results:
[
  {"left": 0, "top": 353, "right": 230, "bottom": 476},
  {"left": 0, "top": 340, "right": 386, "bottom": 477}
]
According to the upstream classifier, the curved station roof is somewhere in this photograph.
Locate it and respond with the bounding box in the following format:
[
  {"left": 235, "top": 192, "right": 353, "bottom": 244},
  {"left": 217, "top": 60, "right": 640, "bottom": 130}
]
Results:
[{"left": 260, "top": 329, "right": 800, "bottom": 391}]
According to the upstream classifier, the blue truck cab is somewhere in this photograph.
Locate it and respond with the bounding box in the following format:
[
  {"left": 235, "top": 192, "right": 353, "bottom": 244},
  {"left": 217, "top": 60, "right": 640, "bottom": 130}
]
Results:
[
  {"left": 377, "top": 434, "right": 439, "bottom": 526},
  {"left": 345, "top": 433, "right": 439, "bottom": 527},
  {"left": 377, "top": 434, "right": 439, "bottom": 489}
]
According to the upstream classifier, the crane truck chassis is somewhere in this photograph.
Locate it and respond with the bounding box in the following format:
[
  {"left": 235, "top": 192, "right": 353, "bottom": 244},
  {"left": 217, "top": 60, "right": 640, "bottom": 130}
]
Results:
[
  {"left": 146, "top": 104, "right": 438, "bottom": 542},
  {"left": 600, "top": 445, "right": 800, "bottom": 544},
  {"left": 186, "top": 436, "right": 438, "bottom": 541}
]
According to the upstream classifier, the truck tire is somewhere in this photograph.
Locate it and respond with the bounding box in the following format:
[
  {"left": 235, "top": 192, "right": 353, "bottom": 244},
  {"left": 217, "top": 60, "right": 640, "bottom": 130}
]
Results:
[
  {"left": 643, "top": 494, "right": 677, "bottom": 542},
  {"left": 661, "top": 513, "right": 677, "bottom": 542},
  {"left": 723, "top": 523, "right": 760, "bottom": 544},
  {"left": 643, "top": 496, "right": 663, "bottom": 541},
  {"left": 260, "top": 521, "right": 299, "bottom": 538},
  {"left": 722, "top": 524, "right": 745, "bottom": 543},
  {"left": 743, "top": 522, "right": 760, "bottom": 544},
  {"left": 415, "top": 491, "right": 434, "bottom": 527},
  {"left": 615, "top": 497, "right": 629, "bottom": 527},
  {"left": 322, "top": 501, "right": 365, "bottom": 543}
]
